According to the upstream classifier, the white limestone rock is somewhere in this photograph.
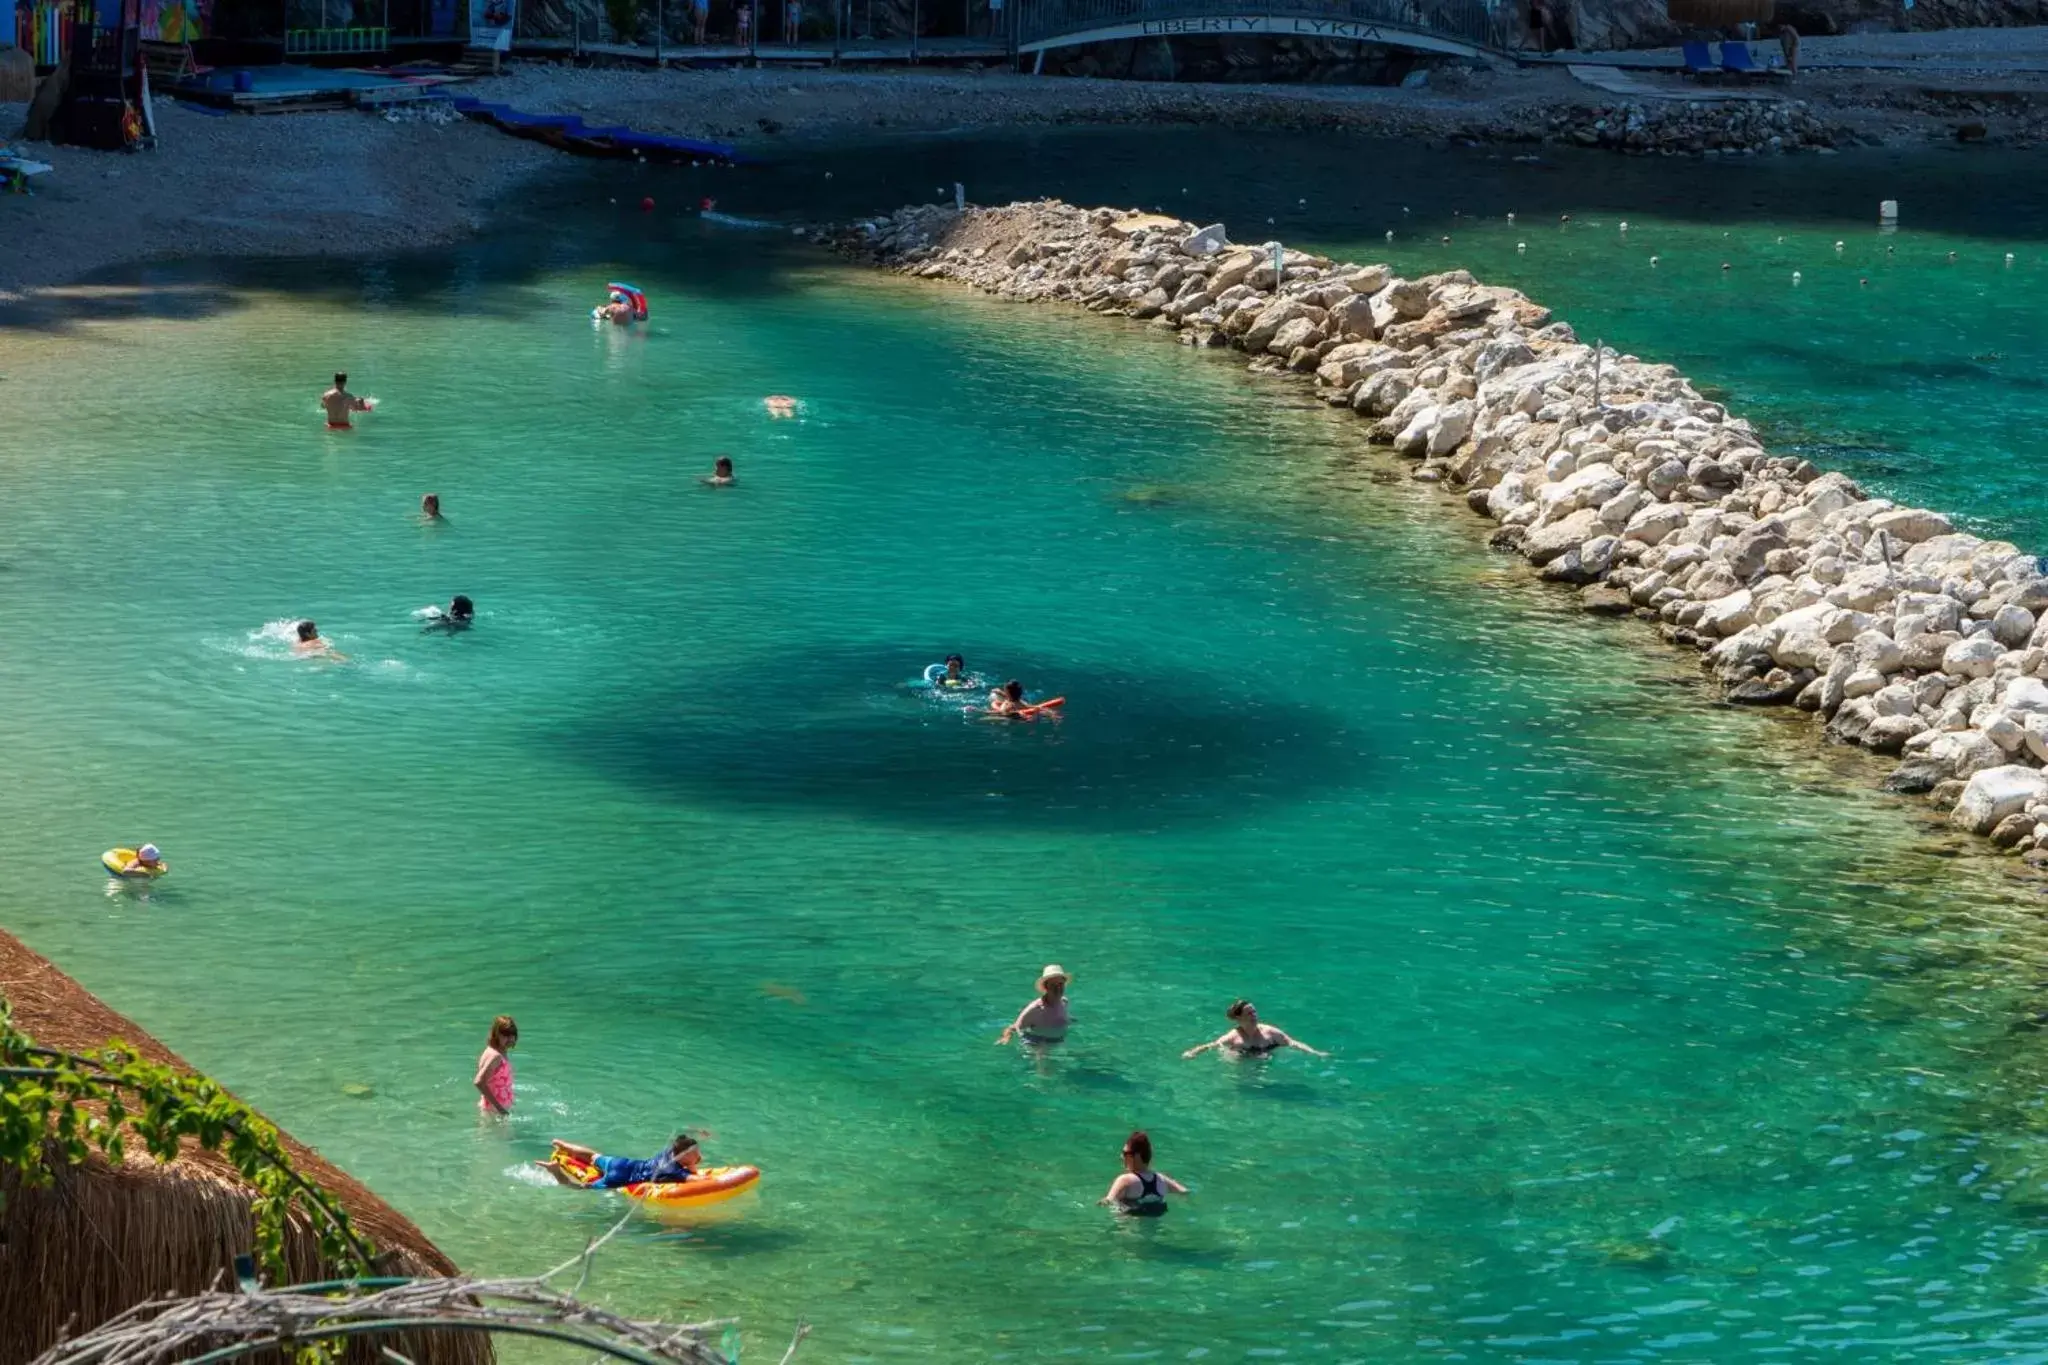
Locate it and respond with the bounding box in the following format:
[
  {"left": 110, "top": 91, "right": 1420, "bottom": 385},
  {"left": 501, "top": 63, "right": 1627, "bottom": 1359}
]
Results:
[{"left": 1951, "top": 764, "right": 2048, "bottom": 835}]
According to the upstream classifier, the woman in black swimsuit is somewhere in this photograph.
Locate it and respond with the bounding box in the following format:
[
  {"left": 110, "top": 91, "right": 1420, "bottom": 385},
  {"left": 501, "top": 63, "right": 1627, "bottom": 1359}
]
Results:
[
  {"left": 1183, "top": 999, "right": 1328, "bottom": 1060},
  {"left": 1099, "top": 1130, "right": 1186, "bottom": 1216}
]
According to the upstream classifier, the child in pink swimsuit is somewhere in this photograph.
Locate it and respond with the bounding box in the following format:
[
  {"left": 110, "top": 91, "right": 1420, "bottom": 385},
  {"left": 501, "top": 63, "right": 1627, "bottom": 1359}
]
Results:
[{"left": 474, "top": 1014, "right": 518, "bottom": 1116}]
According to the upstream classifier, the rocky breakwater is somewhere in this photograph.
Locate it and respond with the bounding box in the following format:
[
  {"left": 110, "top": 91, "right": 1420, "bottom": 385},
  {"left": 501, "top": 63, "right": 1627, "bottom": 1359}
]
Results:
[{"left": 827, "top": 198, "right": 2048, "bottom": 860}]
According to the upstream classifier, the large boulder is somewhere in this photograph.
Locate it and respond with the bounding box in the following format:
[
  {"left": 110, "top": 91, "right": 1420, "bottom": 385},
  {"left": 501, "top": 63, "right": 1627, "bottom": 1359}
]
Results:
[
  {"left": 1426, "top": 401, "right": 1476, "bottom": 457},
  {"left": 1244, "top": 298, "right": 1321, "bottom": 354},
  {"left": 1993, "top": 603, "right": 2037, "bottom": 649},
  {"left": 1182, "top": 223, "right": 1229, "bottom": 256},
  {"left": 1699, "top": 589, "right": 1756, "bottom": 638},
  {"left": 2004, "top": 676, "right": 2048, "bottom": 714},
  {"left": 1951, "top": 764, "right": 2048, "bottom": 835},
  {"left": 1328, "top": 293, "right": 1377, "bottom": 341},
  {"left": 1524, "top": 508, "right": 1604, "bottom": 566},
  {"left": 1623, "top": 503, "right": 1687, "bottom": 546},
  {"left": 1943, "top": 635, "right": 2007, "bottom": 680},
  {"left": 1266, "top": 315, "right": 1323, "bottom": 357},
  {"left": 1727, "top": 524, "right": 1789, "bottom": 583},
  {"left": 1827, "top": 566, "right": 1897, "bottom": 613},
  {"left": 1871, "top": 507, "right": 1956, "bottom": 546}
]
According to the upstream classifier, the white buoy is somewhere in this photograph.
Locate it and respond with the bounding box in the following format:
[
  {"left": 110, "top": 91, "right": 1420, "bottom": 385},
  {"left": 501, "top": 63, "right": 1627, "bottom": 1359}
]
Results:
[
  {"left": 1386, "top": 230, "right": 1395, "bottom": 242},
  {"left": 1517, "top": 241, "right": 1527, "bottom": 253},
  {"left": 1650, "top": 255, "right": 1659, "bottom": 266},
  {"left": 1619, "top": 220, "right": 1629, "bottom": 232},
  {"left": 1403, "top": 206, "right": 1411, "bottom": 215},
  {"left": 1880, "top": 199, "right": 1899, "bottom": 223},
  {"left": 2007, "top": 252, "right": 2016, "bottom": 266},
  {"left": 1298, "top": 198, "right": 1306, "bottom": 206},
  {"left": 1776, "top": 235, "right": 1784, "bottom": 244},
  {"left": 1507, "top": 212, "right": 1516, "bottom": 221},
  {"left": 1834, "top": 240, "right": 1844, "bottom": 252},
  {"left": 1792, "top": 270, "right": 1802, "bottom": 284}
]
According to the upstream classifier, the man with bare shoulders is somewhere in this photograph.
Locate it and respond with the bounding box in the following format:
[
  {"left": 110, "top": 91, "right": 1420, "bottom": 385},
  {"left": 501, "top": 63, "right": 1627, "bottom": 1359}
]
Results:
[{"left": 321, "top": 372, "right": 373, "bottom": 429}]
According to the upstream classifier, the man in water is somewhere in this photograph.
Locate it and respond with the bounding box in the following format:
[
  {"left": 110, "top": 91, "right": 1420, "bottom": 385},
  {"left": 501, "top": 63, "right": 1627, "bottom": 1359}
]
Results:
[
  {"left": 702, "top": 456, "right": 735, "bottom": 486},
  {"left": 293, "top": 619, "right": 345, "bottom": 660},
  {"left": 598, "top": 291, "right": 635, "bottom": 326},
  {"left": 321, "top": 373, "right": 372, "bottom": 429},
  {"left": 996, "top": 964, "right": 1070, "bottom": 1045},
  {"left": 421, "top": 493, "right": 443, "bottom": 521}
]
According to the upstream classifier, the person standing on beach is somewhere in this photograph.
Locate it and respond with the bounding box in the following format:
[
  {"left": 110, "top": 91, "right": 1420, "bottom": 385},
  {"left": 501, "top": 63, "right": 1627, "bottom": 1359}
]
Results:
[
  {"left": 997, "top": 964, "right": 1071, "bottom": 1044},
  {"left": 784, "top": 0, "right": 799, "bottom": 43},
  {"left": 1777, "top": 22, "right": 1799, "bottom": 74},
  {"left": 475, "top": 1015, "right": 518, "bottom": 1115},
  {"left": 736, "top": 1, "right": 750, "bottom": 44},
  {"left": 320, "top": 373, "right": 372, "bottom": 429},
  {"left": 691, "top": 0, "right": 708, "bottom": 42}
]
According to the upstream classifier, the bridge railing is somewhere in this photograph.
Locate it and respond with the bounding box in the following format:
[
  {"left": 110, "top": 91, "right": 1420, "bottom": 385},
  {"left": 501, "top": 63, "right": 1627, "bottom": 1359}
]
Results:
[{"left": 1013, "top": 0, "right": 1507, "bottom": 51}]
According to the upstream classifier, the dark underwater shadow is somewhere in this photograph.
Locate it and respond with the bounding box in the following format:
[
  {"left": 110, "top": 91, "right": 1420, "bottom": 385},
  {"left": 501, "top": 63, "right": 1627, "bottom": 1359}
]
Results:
[{"left": 558, "top": 644, "right": 1367, "bottom": 832}]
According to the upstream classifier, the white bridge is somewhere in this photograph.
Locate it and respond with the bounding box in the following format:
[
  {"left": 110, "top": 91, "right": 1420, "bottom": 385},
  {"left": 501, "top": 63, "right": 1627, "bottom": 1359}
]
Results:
[{"left": 1013, "top": 0, "right": 1507, "bottom": 58}]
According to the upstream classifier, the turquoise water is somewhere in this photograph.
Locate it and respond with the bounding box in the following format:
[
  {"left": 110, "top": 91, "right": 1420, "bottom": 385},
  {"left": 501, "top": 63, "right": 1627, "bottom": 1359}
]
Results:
[{"left": 8, "top": 137, "right": 2048, "bottom": 1362}]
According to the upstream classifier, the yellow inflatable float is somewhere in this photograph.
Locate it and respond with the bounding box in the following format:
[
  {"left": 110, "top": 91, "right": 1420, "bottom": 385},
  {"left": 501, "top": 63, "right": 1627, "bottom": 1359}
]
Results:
[
  {"left": 546, "top": 1152, "right": 760, "bottom": 1207},
  {"left": 102, "top": 847, "right": 168, "bottom": 879}
]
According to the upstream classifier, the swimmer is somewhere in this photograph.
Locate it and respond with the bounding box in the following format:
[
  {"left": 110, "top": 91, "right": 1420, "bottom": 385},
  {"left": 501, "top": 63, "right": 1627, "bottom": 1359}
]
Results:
[
  {"left": 1098, "top": 1130, "right": 1186, "bottom": 1216},
  {"left": 320, "top": 372, "right": 372, "bottom": 429},
  {"left": 938, "top": 653, "right": 971, "bottom": 689},
  {"left": 988, "top": 679, "right": 1026, "bottom": 716},
  {"left": 996, "top": 964, "right": 1071, "bottom": 1045},
  {"left": 702, "top": 456, "right": 736, "bottom": 486},
  {"left": 420, "top": 595, "right": 475, "bottom": 632},
  {"left": 764, "top": 395, "right": 798, "bottom": 418},
  {"left": 119, "top": 843, "right": 166, "bottom": 876},
  {"left": 597, "top": 291, "right": 636, "bottom": 326},
  {"left": 421, "top": 493, "right": 443, "bottom": 521},
  {"left": 293, "top": 619, "right": 346, "bottom": 659},
  {"left": 1183, "top": 999, "right": 1328, "bottom": 1059},
  {"left": 541, "top": 1133, "right": 702, "bottom": 1188}
]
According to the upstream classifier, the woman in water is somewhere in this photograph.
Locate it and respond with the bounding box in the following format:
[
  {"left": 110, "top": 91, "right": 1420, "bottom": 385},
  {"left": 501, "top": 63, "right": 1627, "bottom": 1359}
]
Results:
[
  {"left": 996, "top": 964, "right": 1070, "bottom": 1045},
  {"left": 1099, "top": 1130, "right": 1186, "bottom": 1216},
  {"left": 1184, "top": 999, "right": 1328, "bottom": 1059},
  {"left": 988, "top": 679, "right": 1026, "bottom": 715},
  {"left": 293, "top": 619, "right": 345, "bottom": 659},
  {"left": 421, "top": 595, "right": 475, "bottom": 632},
  {"left": 474, "top": 1014, "right": 517, "bottom": 1116},
  {"left": 702, "top": 456, "right": 735, "bottom": 486},
  {"left": 543, "top": 1132, "right": 701, "bottom": 1187}
]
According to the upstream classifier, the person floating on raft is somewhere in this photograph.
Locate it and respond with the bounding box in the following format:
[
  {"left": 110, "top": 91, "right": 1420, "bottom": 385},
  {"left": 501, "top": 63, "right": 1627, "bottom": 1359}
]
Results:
[
  {"left": 593, "top": 282, "right": 649, "bottom": 326},
  {"left": 104, "top": 843, "right": 167, "bottom": 878},
  {"left": 542, "top": 1133, "right": 701, "bottom": 1188},
  {"left": 986, "top": 679, "right": 1064, "bottom": 719}
]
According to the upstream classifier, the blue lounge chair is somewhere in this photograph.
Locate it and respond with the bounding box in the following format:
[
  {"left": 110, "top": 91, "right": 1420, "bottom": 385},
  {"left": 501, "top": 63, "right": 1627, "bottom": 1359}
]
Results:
[
  {"left": 1681, "top": 40, "right": 1714, "bottom": 75},
  {"left": 1721, "top": 39, "right": 1764, "bottom": 75}
]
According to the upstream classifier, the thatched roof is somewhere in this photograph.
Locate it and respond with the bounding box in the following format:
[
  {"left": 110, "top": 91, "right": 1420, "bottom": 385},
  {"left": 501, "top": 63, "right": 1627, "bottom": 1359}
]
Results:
[{"left": 0, "top": 928, "right": 491, "bottom": 1365}]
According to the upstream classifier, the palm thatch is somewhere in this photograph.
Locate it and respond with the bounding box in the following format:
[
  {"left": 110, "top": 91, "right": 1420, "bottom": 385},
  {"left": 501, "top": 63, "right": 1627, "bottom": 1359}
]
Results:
[
  {"left": 1665, "top": 0, "right": 1775, "bottom": 25},
  {"left": 0, "top": 928, "right": 490, "bottom": 1365}
]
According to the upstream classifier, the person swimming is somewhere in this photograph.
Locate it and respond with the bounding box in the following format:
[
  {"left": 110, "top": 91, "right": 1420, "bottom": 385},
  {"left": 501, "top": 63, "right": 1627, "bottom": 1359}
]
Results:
[
  {"left": 421, "top": 493, "right": 443, "bottom": 521},
  {"left": 1183, "top": 999, "right": 1328, "bottom": 1060},
  {"left": 119, "top": 843, "right": 165, "bottom": 876},
  {"left": 1098, "top": 1130, "right": 1186, "bottom": 1217},
  {"left": 420, "top": 595, "right": 475, "bottom": 632},
  {"left": 988, "top": 679, "right": 1026, "bottom": 715},
  {"left": 320, "top": 373, "right": 372, "bottom": 429},
  {"left": 293, "top": 619, "right": 345, "bottom": 659},
  {"left": 596, "top": 291, "right": 636, "bottom": 326},
  {"left": 542, "top": 1133, "right": 701, "bottom": 1188},
  {"left": 763, "top": 395, "right": 797, "bottom": 418},
  {"left": 702, "top": 456, "right": 735, "bottom": 486},
  {"left": 996, "top": 964, "right": 1071, "bottom": 1045},
  {"left": 939, "top": 654, "right": 971, "bottom": 688}
]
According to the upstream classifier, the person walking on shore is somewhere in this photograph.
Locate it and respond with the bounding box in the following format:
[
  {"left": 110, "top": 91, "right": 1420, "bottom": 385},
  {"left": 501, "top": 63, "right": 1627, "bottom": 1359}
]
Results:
[
  {"left": 1183, "top": 999, "right": 1327, "bottom": 1059},
  {"left": 475, "top": 1014, "right": 518, "bottom": 1115},
  {"left": 320, "top": 372, "right": 372, "bottom": 429},
  {"left": 1099, "top": 1130, "right": 1186, "bottom": 1216},
  {"left": 997, "top": 964, "right": 1071, "bottom": 1044}
]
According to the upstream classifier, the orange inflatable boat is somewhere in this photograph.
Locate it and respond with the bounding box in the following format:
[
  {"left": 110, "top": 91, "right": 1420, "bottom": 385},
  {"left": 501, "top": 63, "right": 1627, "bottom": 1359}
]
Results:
[{"left": 547, "top": 1152, "right": 761, "bottom": 1207}]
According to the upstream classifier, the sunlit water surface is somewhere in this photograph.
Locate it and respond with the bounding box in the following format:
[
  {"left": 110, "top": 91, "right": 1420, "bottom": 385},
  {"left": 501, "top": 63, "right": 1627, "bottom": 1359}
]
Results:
[{"left": 7, "top": 131, "right": 2048, "bottom": 1363}]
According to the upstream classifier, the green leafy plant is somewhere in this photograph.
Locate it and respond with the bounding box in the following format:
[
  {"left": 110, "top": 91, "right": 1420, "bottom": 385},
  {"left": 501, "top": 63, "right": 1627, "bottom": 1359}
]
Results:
[{"left": 0, "top": 997, "right": 373, "bottom": 1283}]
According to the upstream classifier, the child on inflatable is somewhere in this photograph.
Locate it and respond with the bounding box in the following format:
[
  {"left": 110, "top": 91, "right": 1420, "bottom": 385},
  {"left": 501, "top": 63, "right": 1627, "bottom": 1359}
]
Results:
[{"left": 542, "top": 1133, "right": 701, "bottom": 1188}]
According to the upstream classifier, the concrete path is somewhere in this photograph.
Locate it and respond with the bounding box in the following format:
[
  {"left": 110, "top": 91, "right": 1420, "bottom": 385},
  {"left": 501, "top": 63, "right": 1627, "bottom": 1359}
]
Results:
[{"left": 1528, "top": 24, "right": 2048, "bottom": 72}]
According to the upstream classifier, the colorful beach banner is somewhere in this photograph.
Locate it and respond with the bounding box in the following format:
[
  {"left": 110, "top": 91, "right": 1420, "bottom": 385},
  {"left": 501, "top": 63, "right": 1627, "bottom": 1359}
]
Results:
[{"left": 469, "top": 0, "right": 514, "bottom": 46}]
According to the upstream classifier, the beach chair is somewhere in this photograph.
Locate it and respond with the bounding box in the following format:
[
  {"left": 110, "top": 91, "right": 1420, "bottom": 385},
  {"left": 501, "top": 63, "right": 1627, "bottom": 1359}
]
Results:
[
  {"left": 1681, "top": 40, "right": 1715, "bottom": 76},
  {"left": 1720, "top": 39, "right": 1767, "bottom": 77}
]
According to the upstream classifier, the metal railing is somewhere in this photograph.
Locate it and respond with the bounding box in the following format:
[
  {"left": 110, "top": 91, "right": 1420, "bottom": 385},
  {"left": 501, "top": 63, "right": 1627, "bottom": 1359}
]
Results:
[
  {"left": 285, "top": 23, "right": 392, "bottom": 50},
  {"left": 1013, "top": 0, "right": 1504, "bottom": 51}
]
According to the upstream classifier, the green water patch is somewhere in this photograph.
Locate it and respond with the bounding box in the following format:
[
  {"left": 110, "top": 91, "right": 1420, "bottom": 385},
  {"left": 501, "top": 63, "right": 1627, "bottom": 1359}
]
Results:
[{"left": 8, "top": 147, "right": 2048, "bottom": 1360}]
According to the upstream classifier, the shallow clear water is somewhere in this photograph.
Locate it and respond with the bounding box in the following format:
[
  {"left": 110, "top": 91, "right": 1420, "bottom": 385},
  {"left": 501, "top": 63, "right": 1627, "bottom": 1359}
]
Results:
[{"left": 8, "top": 136, "right": 2048, "bottom": 1363}]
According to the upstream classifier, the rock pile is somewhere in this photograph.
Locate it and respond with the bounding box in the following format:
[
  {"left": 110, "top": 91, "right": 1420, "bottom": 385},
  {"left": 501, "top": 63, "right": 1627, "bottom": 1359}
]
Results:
[
  {"left": 1540, "top": 100, "right": 1843, "bottom": 155},
  {"left": 828, "top": 198, "right": 2048, "bottom": 859}
]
